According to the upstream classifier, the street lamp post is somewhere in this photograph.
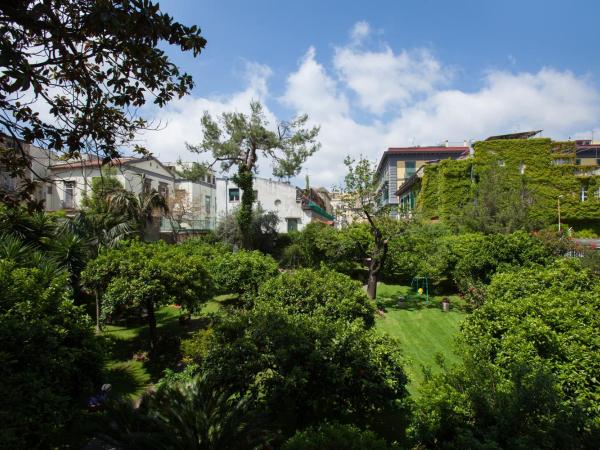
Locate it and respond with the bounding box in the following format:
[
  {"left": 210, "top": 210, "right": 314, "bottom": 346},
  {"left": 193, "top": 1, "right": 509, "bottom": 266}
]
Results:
[{"left": 557, "top": 195, "right": 563, "bottom": 232}]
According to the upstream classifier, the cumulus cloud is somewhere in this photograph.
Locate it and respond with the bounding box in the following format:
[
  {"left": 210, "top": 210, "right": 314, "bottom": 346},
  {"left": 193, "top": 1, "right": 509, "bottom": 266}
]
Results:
[
  {"left": 334, "top": 46, "right": 448, "bottom": 114},
  {"left": 350, "top": 21, "right": 371, "bottom": 43},
  {"left": 138, "top": 61, "right": 275, "bottom": 164},
  {"left": 139, "top": 21, "right": 600, "bottom": 188}
]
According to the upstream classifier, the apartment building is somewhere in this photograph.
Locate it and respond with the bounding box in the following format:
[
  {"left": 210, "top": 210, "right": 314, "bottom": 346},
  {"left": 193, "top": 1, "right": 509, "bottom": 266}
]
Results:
[
  {"left": 215, "top": 176, "right": 334, "bottom": 233},
  {"left": 374, "top": 142, "right": 469, "bottom": 214}
]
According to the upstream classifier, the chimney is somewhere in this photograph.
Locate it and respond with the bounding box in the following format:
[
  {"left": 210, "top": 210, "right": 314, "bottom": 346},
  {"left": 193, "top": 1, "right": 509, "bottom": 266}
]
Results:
[{"left": 445, "top": 139, "right": 449, "bottom": 147}]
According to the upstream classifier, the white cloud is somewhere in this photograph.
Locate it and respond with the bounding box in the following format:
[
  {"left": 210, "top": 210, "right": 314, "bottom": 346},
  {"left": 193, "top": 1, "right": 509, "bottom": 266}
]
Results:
[
  {"left": 138, "top": 22, "right": 600, "bottom": 189},
  {"left": 334, "top": 46, "right": 448, "bottom": 114},
  {"left": 350, "top": 21, "right": 371, "bottom": 43},
  {"left": 138, "top": 61, "right": 276, "bottom": 166},
  {"left": 281, "top": 47, "right": 349, "bottom": 121}
]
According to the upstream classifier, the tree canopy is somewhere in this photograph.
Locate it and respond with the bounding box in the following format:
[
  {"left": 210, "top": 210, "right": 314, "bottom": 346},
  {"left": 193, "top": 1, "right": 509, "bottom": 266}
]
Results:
[
  {"left": 188, "top": 101, "right": 320, "bottom": 247},
  {"left": 0, "top": 0, "right": 206, "bottom": 205}
]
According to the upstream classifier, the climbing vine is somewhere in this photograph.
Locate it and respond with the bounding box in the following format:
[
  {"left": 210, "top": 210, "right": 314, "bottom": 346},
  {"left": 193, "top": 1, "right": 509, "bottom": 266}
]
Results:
[{"left": 416, "top": 138, "right": 600, "bottom": 234}]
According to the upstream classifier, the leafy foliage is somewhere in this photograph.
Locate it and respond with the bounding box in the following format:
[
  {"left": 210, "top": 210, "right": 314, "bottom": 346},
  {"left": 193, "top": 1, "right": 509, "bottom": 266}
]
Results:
[
  {"left": 1, "top": 0, "right": 206, "bottom": 205},
  {"left": 256, "top": 267, "right": 376, "bottom": 328},
  {"left": 197, "top": 304, "right": 409, "bottom": 443},
  {"left": 215, "top": 205, "right": 281, "bottom": 254},
  {"left": 82, "top": 240, "right": 213, "bottom": 349},
  {"left": 188, "top": 101, "right": 320, "bottom": 248},
  {"left": 411, "top": 258, "right": 600, "bottom": 448},
  {"left": 97, "top": 374, "right": 266, "bottom": 450},
  {"left": 283, "top": 423, "right": 391, "bottom": 450},
  {"left": 0, "top": 261, "right": 103, "bottom": 449},
  {"left": 418, "top": 139, "right": 600, "bottom": 234},
  {"left": 209, "top": 249, "right": 279, "bottom": 300},
  {"left": 340, "top": 156, "right": 397, "bottom": 298}
]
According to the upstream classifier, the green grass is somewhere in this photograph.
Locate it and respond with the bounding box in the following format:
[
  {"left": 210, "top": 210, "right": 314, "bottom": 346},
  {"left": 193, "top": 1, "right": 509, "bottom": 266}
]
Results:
[
  {"left": 102, "top": 295, "right": 231, "bottom": 400},
  {"left": 375, "top": 283, "right": 467, "bottom": 395}
]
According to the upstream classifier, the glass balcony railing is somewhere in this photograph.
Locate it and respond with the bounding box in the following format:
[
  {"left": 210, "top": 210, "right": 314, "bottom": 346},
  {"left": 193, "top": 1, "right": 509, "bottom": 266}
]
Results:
[{"left": 160, "top": 217, "right": 216, "bottom": 232}]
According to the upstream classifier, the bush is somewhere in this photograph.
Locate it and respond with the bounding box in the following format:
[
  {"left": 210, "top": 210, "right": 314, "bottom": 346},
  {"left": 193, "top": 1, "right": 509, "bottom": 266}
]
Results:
[
  {"left": 283, "top": 423, "right": 391, "bottom": 450},
  {"left": 210, "top": 250, "right": 279, "bottom": 299},
  {"left": 82, "top": 240, "right": 214, "bottom": 349},
  {"left": 382, "top": 223, "right": 452, "bottom": 289},
  {"left": 0, "top": 261, "right": 103, "bottom": 448},
  {"left": 443, "top": 230, "right": 553, "bottom": 303},
  {"left": 198, "top": 305, "right": 409, "bottom": 443},
  {"left": 411, "top": 258, "right": 600, "bottom": 448},
  {"left": 256, "top": 267, "right": 375, "bottom": 328}
]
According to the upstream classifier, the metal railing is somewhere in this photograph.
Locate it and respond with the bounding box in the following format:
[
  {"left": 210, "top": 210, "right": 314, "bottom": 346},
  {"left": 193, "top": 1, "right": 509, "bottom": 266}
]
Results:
[{"left": 160, "top": 217, "right": 216, "bottom": 232}]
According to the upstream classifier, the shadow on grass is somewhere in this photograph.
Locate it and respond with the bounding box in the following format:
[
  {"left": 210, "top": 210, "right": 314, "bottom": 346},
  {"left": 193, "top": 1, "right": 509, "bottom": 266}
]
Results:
[
  {"left": 103, "top": 304, "right": 217, "bottom": 397},
  {"left": 104, "top": 360, "right": 150, "bottom": 400}
]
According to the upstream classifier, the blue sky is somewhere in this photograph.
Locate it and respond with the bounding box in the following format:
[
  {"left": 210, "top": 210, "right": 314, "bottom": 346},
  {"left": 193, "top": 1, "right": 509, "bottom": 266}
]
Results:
[{"left": 142, "top": 0, "right": 600, "bottom": 187}]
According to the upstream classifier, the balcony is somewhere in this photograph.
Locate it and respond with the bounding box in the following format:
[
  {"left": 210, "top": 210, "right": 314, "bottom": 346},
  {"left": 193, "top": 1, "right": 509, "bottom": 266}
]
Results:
[{"left": 160, "top": 217, "right": 216, "bottom": 233}]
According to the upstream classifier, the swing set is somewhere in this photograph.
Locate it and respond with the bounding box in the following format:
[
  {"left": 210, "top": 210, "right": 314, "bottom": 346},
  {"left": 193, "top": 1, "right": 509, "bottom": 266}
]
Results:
[{"left": 410, "top": 276, "right": 429, "bottom": 302}]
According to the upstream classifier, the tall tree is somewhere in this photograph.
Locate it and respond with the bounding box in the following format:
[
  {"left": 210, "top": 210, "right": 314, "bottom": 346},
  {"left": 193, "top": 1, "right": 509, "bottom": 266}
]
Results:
[
  {"left": 340, "top": 156, "right": 391, "bottom": 299},
  {"left": 187, "top": 101, "right": 320, "bottom": 248},
  {"left": 0, "top": 0, "right": 206, "bottom": 206}
]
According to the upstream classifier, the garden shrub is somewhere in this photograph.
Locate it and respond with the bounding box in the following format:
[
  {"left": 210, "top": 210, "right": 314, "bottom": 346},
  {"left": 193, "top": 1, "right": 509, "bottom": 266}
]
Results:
[
  {"left": 0, "top": 261, "right": 103, "bottom": 449},
  {"left": 198, "top": 304, "right": 409, "bottom": 443},
  {"left": 382, "top": 223, "right": 452, "bottom": 289},
  {"left": 283, "top": 423, "right": 391, "bottom": 450},
  {"left": 255, "top": 267, "right": 375, "bottom": 328},
  {"left": 411, "top": 258, "right": 600, "bottom": 448},
  {"left": 209, "top": 249, "right": 279, "bottom": 299},
  {"left": 82, "top": 240, "right": 214, "bottom": 349},
  {"left": 445, "top": 230, "right": 552, "bottom": 299}
]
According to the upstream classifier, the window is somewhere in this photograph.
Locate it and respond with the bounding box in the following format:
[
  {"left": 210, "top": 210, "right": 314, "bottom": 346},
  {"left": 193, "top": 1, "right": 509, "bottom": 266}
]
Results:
[
  {"left": 405, "top": 160, "right": 416, "bottom": 178},
  {"left": 286, "top": 218, "right": 299, "bottom": 232},
  {"left": 229, "top": 188, "right": 240, "bottom": 202},
  {"left": 158, "top": 182, "right": 168, "bottom": 200},
  {"left": 205, "top": 195, "right": 211, "bottom": 214},
  {"left": 143, "top": 178, "right": 152, "bottom": 194},
  {"left": 575, "top": 159, "right": 581, "bottom": 165},
  {"left": 64, "top": 181, "right": 75, "bottom": 208},
  {"left": 597, "top": 158, "right": 600, "bottom": 166},
  {"left": 580, "top": 184, "right": 588, "bottom": 202},
  {"left": 498, "top": 159, "right": 505, "bottom": 167},
  {"left": 47, "top": 185, "right": 52, "bottom": 195}
]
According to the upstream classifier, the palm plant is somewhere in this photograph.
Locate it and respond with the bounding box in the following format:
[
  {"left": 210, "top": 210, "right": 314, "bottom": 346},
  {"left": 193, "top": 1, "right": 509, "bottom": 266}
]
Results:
[
  {"left": 98, "top": 375, "right": 267, "bottom": 449},
  {"left": 107, "top": 189, "right": 168, "bottom": 241}
]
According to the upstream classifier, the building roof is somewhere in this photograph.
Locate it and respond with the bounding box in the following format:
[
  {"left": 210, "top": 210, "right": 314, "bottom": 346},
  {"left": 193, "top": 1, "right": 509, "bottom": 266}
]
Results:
[
  {"left": 376, "top": 146, "right": 469, "bottom": 174},
  {"left": 485, "top": 130, "right": 542, "bottom": 141},
  {"left": 49, "top": 157, "right": 138, "bottom": 171}
]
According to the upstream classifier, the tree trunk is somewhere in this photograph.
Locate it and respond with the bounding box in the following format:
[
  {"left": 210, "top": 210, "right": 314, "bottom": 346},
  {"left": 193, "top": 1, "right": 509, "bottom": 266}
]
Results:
[
  {"left": 234, "top": 166, "right": 254, "bottom": 249},
  {"left": 95, "top": 289, "right": 102, "bottom": 332},
  {"left": 366, "top": 270, "right": 378, "bottom": 300},
  {"left": 146, "top": 299, "right": 158, "bottom": 352},
  {"left": 365, "top": 223, "right": 389, "bottom": 300}
]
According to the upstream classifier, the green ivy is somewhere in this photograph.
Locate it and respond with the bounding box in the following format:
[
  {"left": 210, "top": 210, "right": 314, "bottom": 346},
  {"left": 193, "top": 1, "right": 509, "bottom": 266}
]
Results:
[{"left": 416, "top": 138, "right": 600, "bottom": 233}]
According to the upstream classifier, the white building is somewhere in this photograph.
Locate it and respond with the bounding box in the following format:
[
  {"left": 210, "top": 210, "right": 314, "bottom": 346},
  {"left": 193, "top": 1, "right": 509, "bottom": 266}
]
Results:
[
  {"left": 216, "top": 176, "right": 335, "bottom": 233},
  {"left": 47, "top": 156, "right": 217, "bottom": 232},
  {"left": 47, "top": 156, "right": 178, "bottom": 211}
]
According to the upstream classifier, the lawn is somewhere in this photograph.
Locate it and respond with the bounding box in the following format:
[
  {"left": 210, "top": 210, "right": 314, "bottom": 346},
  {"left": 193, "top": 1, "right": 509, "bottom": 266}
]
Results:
[
  {"left": 375, "top": 283, "right": 467, "bottom": 394},
  {"left": 102, "top": 284, "right": 466, "bottom": 401},
  {"left": 101, "top": 295, "right": 230, "bottom": 400}
]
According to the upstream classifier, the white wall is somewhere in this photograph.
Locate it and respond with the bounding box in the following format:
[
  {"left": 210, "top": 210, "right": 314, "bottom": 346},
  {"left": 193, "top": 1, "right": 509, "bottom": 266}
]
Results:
[
  {"left": 47, "top": 158, "right": 177, "bottom": 211},
  {"left": 173, "top": 180, "right": 217, "bottom": 220},
  {"left": 216, "top": 177, "right": 308, "bottom": 233}
]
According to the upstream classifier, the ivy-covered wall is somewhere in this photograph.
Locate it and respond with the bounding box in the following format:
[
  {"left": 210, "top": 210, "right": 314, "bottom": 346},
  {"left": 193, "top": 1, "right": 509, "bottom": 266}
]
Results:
[
  {"left": 418, "top": 158, "right": 473, "bottom": 224},
  {"left": 416, "top": 138, "right": 600, "bottom": 233}
]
